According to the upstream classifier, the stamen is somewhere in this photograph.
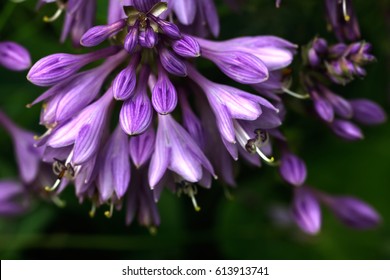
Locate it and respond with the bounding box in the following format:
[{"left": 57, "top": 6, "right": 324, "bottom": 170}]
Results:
[
  {"left": 104, "top": 201, "right": 114, "bottom": 218},
  {"left": 34, "top": 127, "right": 54, "bottom": 141},
  {"left": 45, "top": 178, "right": 61, "bottom": 192},
  {"left": 51, "top": 196, "right": 66, "bottom": 208},
  {"left": 342, "top": 0, "right": 350, "bottom": 22},
  {"left": 282, "top": 87, "right": 310, "bottom": 99},
  {"left": 43, "top": 8, "right": 63, "bottom": 23},
  {"left": 189, "top": 189, "right": 201, "bottom": 212},
  {"left": 256, "top": 147, "right": 279, "bottom": 166},
  {"left": 177, "top": 182, "right": 201, "bottom": 212},
  {"left": 89, "top": 203, "right": 96, "bottom": 218}
]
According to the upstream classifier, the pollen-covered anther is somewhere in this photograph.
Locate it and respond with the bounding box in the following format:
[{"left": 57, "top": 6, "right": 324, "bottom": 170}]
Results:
[
  {"left": 342, "top": 0, "right": 350, "bottom": 22},
  {"left": 104, "top": 200, "right": 114, "bottom": 218},
  {"left": 43, "top": 1, "right": 67, "bottom": 23}
]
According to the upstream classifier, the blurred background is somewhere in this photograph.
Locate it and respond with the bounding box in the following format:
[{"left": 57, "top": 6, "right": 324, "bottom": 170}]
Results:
[{"left": 1, "top": 0, "right": 390, "bottom": 259}]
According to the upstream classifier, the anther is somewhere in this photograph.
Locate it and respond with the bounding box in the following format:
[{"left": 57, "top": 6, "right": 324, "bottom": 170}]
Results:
[
  {"left": 45, "top": 178, "right": 61, "bottom": 192},
  {"left": 104, "top": 201, "right": 114, "bottom": 218},
  {"left": 177, "top": 182, "right": 201, "bottom": 212},
  {"left": 342, "top": 0, "right": 350, "bottom": 22},
  {"left": 43, "top": 8, "right": 64, "bottom": 23},
  {"left": 51, "top": 196, "right": 66, "bottom": 208},
  {"left": 89, "top": 203, "right": 96, "bottom": 218},
  {"left": 282, "top": 87, "right": 310, "bottom": 99},
  {"left": 256, "top": 147, "right": 279, "bottom": 166}
]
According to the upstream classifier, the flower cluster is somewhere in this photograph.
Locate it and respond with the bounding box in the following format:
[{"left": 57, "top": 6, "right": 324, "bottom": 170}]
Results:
[{"left": 0, "top": 0, "right": 384, "bottom": 235}]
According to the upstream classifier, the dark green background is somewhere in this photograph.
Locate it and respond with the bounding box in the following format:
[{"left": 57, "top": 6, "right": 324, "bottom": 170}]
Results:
[{"left": 1, "top": 0, "right": 390, "bottom": 259}]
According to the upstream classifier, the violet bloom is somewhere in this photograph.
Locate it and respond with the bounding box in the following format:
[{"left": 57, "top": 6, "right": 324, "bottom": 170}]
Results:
[
  {"left": 291, "top": 187, "right": 321, "bottom": 235},
  {"left": 320, "top": 194, "right": 381, "bottom": 229},
  {"left": 325, "top": 0, "right": 360, "bottom": 42},
  {"left": 169, "top": 0, "right": 220, "bottom": 37},
  {"left": 39, "top": 0, "right": 97, "bottom": 46},
  {"left": 306, "top": 38, "right": 374, "bottom": 85},
  {"left": 148, "top": 114, "right": 215, "bottom": 187},
  {"left": 0, "top": 181, "right": 29, "bottom": 217},
  {"left": 196, "top": 36, "right": 296, "bottom": 84},
  {"left": 26, "top": 0, "right": 298, "bottom": 223},
  {"left": 0, "top": 41, "right": 31, "bottom": 71},
  {"left": 302, "top": 38, "right": 384, "bottom": 140},
  {"left": 279, "top": 153, "right": 307, "bottom": 187},
  {"left": 0, "top": 110, "right": 42, "bottom": 185},
  {"left": 126, "top": 166, "right": 160, "bottom": 229}
]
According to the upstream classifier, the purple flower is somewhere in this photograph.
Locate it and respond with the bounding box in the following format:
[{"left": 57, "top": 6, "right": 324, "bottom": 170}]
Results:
[
  {"left": 30, "top": 52, "right": 125, "bottom": 126},
  {"left": 350, "top": 99, "right": 386, "bottom": 125},
  {"left": 188, "top": 65, "right": 277, "bottom": 144},
  {"left": 322, "top": 195, "right": 381, "bottom": 229},
  {"left": 279, "top": 153, "right": 307, "bottom": 187},
  {"left": 172, "top": 35, "right": 201, "bottom": 58},
  {"left": 46, "top": 89, "right": 113, "bottom": 165},
  {"left": 28, "top": 46, "right": 120, "bottom": 86},
  {"left": 129, "top": 126, "right": 155, "bottom": 168},
  {"left": 159, "top": 47, "right": 187, "bottom": 77},
  {"left": 0, "top": 181, "right": 29, "bottom": 216},
  {"left": 331, "top": 119, "right": 363, "bottom": 141},
  {"left": 196, "top": 36, "right": 296, "bottom": 83},
  {"left": 0, "top": 110, "right": 42, "bottom": 185},
  {"left": 325, "top": 0, "right": 360, "bottom": 42},
  {"left": 151, "top": 64, "right": 178, "bottom": 115},
  {"left": 112, "top": 55, "right": 140, "bottom": 100},
  {"left": 0, "top": 41, "right": 31, "bottom": 71},
  {"left": 81, "top": 19, "right": 127, "bottom": 47},
  {"left": 292, "top": 187, "right": 321, "bottom": 235},
  {"left": 97, "top": 126, "right": 130, "bottom": 202},
  {"left": 120, "top": 66, "right": 153, "bottom": 135},
  {"left": 39, "top": 0, "right": 96, "bottom": 46},
  {"left": 170, "top": 0, "right": 220, "bottom": 37},
  {"left": 126, "top": 167, "right": 160, "bottom": 228},
  {"left": 148, "top": 114, "right": 215, "bottom": 187}
]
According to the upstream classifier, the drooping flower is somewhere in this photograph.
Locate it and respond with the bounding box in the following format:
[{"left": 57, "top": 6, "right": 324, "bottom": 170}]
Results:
[{"left": 0, "top": 41, "right": 31, "bottom": 71}]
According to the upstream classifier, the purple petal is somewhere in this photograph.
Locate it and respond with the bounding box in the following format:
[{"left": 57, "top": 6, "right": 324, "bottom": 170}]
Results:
[
  {"left": 80, "top": 19, "right": 126, "bottom": 47},
  {"left": 151, "top": 67, "right": 178, "bottom": 114},
  {"left": 0, "top": 41, "right": 31, "bottom": 71},
  {"left": 172, "top": 35, "right": 201, "bottom": 58},
  {"left": 324, "top": 196, "right": 381, "bottom": 229},
  {"left": 159, "top": 47, "right": 187, "bottom": 77},
  {"left": 350, "top": 99, "right": 387, "bottom": 125},
  {"left": 129, "top": 126, "right": 155, "bottom": 168},
  {"left": 292, "top": 187, "right": 321, "bottom": 235},
  {"left": 279, "top": 153, "right": 307, "bottom": 187},
  {"left": 331, "top": 120, "right": 363, "bottom": 141}
]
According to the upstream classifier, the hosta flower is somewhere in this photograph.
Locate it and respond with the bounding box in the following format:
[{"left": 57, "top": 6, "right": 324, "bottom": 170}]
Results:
[
  {"left": 325, "top": 0, "right": 360, "bottom": 42},
  {"left": 300, "top": 37, "right": 386, "bottom": 140},
  {"left": 38, "top": 0, "right": 97, "bottom": 46},
  {"left": 19, "top": 0, "right": 384, "bottom": 235},
  {"left": 0, "top": 41, "right": 31, "bottom": 71}
]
